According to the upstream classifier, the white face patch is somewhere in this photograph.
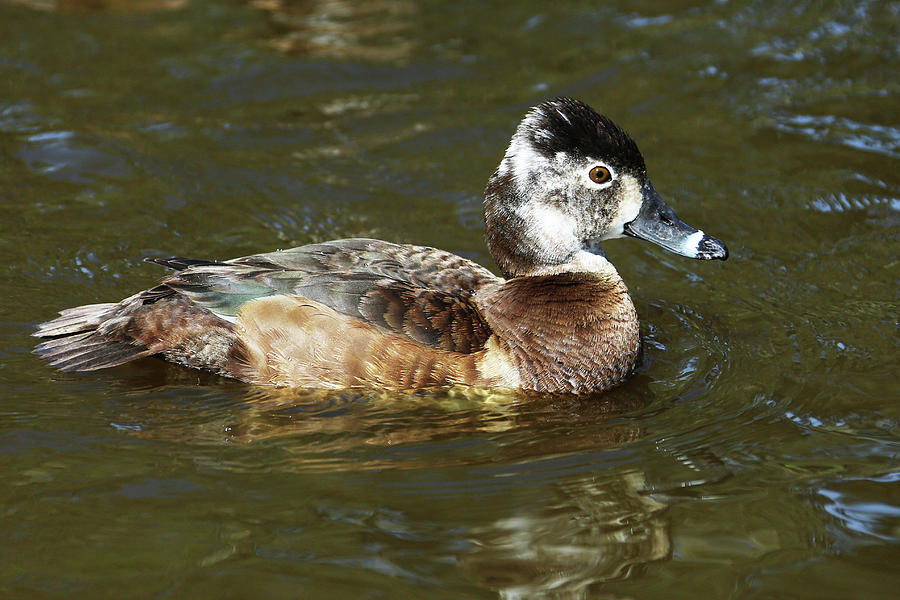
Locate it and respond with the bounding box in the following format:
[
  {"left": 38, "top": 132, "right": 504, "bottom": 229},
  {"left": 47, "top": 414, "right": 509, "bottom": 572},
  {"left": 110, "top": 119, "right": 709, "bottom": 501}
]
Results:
[
  {"left": 601, "top": 173, "right": 643, "bottom": 240},
  {"left": 515, "top": 201, "right": 579, "bottom": 261}
]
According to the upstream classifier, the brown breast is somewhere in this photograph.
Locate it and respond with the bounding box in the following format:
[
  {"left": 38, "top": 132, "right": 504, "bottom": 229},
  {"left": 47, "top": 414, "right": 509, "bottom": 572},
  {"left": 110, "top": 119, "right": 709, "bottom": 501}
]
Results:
[{"left": 475, "top": 271, "right": 641, "bottom": 394}]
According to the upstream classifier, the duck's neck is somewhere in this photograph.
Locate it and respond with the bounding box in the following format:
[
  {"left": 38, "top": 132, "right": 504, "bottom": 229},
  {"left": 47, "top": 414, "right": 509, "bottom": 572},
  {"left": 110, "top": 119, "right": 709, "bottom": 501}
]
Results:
[
  {"left": 484, "top": 170, "right": 584, "bottom": 278},
  {"left": 475, "top": 270, "right": 641, "bottom": 395}
]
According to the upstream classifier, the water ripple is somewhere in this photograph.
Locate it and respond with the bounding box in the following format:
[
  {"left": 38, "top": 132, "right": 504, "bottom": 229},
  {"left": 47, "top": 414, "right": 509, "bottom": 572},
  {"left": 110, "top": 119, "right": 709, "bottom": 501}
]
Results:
[{"left": 772, "top": 113, "right": 900, "bottom": 157}]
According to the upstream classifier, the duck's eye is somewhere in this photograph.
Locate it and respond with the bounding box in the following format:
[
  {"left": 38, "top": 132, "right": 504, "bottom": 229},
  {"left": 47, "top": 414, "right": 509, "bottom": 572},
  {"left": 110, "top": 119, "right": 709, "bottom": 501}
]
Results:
[{"left": 589, "top": 166, "right": 612, "bottom": 184}]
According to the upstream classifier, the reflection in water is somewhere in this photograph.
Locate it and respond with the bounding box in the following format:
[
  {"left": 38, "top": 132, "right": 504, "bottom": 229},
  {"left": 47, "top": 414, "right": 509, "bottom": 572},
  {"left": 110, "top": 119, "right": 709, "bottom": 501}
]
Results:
[
  {"left": 18, "top": 130, "right": 134, "bottom": 184},
  {"left": 7, "top": 0, "right": 420, "bottom": 65},
  {"left": 5, "top": 0, "right": 186, "bottom": 12},
  {"left": 250, "top": 0, "right": 417, "bottom": 61},
  {"left": 96, "top": 368, "right": 668, "bottom": 594},
  {"left": 103, "top": 362, "right": 649, "bottom": 473},
  {"left": 462, "top": 472, "right": 669, "bottom": 599}
]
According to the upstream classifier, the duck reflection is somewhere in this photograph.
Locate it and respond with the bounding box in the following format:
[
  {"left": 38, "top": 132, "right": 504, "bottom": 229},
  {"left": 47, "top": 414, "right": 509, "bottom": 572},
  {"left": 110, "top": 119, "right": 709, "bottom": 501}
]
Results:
[
  {"left": 8, "top": 0, "right": 417, "bottom": 65},
  {"left": 5, "top": 0, "right": 186, "bottom": 12},
  {"left": 92, "top": 354, "right": 653, "bottom": 441},
  {"left": 95, "top": 362, "right": 670, "bottom": 592},
  {"left": 250, "top": 0, "right": 417, "bottom": 61},
  {"left": 105, "top": 361, "right": 649, "bottom": 470},
  {"left": 461, "top": 472, "right": 669, "bottom": 598}
]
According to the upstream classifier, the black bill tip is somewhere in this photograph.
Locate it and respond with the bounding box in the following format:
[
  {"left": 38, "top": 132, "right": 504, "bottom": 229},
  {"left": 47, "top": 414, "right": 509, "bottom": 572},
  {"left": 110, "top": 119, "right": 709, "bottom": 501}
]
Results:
[{"left": 696, "top": 234, "right": 728, "bottom": 261}]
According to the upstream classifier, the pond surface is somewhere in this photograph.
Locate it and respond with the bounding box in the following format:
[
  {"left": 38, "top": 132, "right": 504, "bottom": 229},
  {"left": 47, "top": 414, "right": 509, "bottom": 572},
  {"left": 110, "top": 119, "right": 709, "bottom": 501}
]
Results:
[{"left": 1, "top": 0, "right": 897, "bottom": 597}]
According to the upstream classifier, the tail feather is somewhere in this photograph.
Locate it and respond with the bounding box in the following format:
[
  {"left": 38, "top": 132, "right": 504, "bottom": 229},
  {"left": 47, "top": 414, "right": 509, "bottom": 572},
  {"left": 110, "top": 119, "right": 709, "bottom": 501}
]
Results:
[
  {"left": 33, "top": 303, "right": 118, "bottom": 337},
  {"left": 36, "top": 336, "right": 155, "bottom": 371},
  {"left": 145, "top": 256, "right": 222, "bottom": 271},
  {"left": 34, "top": 303, "right": 156, "bottom": 372}
]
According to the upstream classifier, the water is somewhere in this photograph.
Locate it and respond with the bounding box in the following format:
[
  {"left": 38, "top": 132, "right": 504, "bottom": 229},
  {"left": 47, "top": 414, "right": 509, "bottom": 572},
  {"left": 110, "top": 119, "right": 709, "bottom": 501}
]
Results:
[{"left": 1, "top": 0, "right": 897, "bottom": 597}]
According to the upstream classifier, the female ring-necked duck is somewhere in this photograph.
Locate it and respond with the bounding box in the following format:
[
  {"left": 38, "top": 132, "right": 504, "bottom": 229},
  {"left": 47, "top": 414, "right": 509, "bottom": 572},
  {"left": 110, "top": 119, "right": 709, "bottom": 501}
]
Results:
[{"left": 35, "top": 98, "right": 727, "bottom": 394}]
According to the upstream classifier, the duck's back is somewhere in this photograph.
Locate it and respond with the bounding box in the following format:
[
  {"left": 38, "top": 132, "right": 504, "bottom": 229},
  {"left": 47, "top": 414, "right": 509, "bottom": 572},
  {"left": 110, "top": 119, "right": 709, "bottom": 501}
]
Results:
[{"left": 161, "top": 238, "right": 499, "bottom": 353}]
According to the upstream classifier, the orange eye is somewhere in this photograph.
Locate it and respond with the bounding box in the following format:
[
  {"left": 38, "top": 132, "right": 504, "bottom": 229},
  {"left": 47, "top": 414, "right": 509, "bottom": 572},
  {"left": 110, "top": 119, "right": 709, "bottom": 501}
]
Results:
[{"left": 589, "top": 166, "right": 612, "bottom": 184}]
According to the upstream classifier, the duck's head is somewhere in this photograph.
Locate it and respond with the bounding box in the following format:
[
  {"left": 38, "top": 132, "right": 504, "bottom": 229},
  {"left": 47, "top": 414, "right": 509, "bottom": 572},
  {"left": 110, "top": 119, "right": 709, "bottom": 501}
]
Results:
[{"left": 484, "top": 97, "right": 728, "bottom": 278}]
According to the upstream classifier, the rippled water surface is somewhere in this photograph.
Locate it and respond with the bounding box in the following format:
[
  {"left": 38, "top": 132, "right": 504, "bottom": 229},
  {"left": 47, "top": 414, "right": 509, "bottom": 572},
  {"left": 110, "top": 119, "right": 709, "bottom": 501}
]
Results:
[{"left": 1, "top": 0, "right": 897, "bottom": 598}]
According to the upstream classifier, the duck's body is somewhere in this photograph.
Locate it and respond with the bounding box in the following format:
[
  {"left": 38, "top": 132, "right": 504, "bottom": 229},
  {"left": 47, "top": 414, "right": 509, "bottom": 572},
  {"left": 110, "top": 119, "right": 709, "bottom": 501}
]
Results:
[{"left": 35, "top": 98, "right": 727, "bottom": 395}]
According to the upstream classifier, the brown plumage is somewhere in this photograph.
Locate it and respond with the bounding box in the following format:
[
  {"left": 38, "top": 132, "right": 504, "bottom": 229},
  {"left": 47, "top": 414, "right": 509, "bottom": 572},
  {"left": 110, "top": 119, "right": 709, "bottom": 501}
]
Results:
[
  {"left": 476, "top": 273, "right": 640, "bottom": 394},
  {"left": 34, "top": 98, "right": 728, "bottom": 394}
]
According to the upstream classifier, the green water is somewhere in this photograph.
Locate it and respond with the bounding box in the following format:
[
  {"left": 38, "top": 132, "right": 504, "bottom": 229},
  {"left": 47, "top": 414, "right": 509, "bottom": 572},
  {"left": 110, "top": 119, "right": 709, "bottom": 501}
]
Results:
[{"left": 1, "top": 0, "right": 897, "bottom": 597}]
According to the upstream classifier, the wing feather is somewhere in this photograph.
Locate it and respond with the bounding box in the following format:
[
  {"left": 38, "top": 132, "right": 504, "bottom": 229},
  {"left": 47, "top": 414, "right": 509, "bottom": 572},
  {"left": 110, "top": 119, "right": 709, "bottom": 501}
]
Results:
[{"left": 155, "top": 238, "right": 499, "bottom": 352}]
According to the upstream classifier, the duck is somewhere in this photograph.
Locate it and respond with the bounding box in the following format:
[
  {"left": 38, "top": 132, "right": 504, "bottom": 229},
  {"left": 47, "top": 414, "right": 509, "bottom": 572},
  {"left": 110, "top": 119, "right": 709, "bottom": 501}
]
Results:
[{"left": 34, "top": 97, "right": 727, "bottom": 395}]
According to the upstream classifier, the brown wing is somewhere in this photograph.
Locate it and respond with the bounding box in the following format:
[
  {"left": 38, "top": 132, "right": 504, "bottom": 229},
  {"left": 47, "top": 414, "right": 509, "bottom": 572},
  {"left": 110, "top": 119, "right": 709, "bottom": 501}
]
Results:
[
  {"left": 292, "top": 274, "right": 493, "bottom": 353},
  {"left": 158, "top": 238, "right": 499, "bottom": 353}
]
